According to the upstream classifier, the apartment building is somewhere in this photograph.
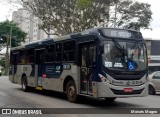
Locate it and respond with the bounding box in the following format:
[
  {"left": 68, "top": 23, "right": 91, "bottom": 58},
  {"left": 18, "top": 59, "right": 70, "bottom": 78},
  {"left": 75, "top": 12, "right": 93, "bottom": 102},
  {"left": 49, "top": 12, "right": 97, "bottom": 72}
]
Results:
[{"left": 12, "top": 8, "right": 52, "bottom": 44}]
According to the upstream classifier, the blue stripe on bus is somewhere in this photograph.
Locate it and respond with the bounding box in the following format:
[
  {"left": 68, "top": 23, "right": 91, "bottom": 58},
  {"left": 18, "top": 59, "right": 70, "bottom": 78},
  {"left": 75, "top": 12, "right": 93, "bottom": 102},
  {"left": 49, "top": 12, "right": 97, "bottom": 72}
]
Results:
[{"left": 40, "top": 63, "right": 63, "bottom": 78}]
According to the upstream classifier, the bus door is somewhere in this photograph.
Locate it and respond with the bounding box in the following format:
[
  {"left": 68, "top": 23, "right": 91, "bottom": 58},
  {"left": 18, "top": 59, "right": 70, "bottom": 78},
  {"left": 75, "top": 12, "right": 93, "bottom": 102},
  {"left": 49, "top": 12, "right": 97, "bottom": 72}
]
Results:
[
  {"left": 80, "top": 43, "right": 96, "bottom": 95},
  {"left": 11, "top": 52, "right": 19, "bottom": 83},
  {"left": 35, "top": 49, "right": 45, "bottom": 87}
]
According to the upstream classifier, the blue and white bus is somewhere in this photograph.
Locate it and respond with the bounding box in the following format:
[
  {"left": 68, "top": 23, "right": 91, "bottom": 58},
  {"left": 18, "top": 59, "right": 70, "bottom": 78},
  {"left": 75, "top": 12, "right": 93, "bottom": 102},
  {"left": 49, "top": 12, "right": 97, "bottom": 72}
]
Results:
[{"left": 9, "top": 28, "right": 148, "bottom": 102}]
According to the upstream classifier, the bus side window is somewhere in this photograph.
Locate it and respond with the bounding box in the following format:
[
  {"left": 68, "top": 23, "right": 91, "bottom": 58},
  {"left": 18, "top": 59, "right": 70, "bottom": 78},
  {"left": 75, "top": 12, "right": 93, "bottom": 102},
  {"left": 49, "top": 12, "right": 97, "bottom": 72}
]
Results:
[
  {"left": 45, "top": 45, "right": 54, "bottom": 63},
  {"left": 19, "top": 50, "right": 26, "bottom": 64},
  {"left": 13, "top": 53, "right": 19, "bottom": 65},
  {"left": 55, "top": 43, "right": 62, "bottom": 62},
  {"left": 26, "top": 48, "right": 34, "bottom": 64},
  {"left": 63, "top": 40, "right": 75, "bottom": 62},
  {"left": 82, "top": 47, "right": 87, "bottom": 67},
  {"left": 88, "top": 46, "right": 96, "bottom": 66}
]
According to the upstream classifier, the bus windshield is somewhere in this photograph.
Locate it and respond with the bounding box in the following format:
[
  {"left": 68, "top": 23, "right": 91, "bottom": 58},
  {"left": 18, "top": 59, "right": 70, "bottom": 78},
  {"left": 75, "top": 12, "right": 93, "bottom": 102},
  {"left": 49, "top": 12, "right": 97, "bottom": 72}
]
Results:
[{"left": 102, "top": 40, "right": 147, "bottom": 71}]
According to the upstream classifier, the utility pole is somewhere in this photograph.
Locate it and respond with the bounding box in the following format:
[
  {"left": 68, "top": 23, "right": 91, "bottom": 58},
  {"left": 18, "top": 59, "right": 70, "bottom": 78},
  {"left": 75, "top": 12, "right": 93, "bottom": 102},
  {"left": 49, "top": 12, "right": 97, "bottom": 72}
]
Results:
[
  {"left": 5, "top": 25, "right": 12, "bottom": 75},
  {"left": 4, "top": 34, "right": 10, "bottom": 75}
]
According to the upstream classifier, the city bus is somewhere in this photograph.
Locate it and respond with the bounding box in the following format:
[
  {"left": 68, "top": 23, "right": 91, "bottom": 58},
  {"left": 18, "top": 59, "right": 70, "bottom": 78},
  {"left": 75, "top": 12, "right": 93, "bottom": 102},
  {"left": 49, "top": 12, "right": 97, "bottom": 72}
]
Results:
[{"left": 9, "top": 28, "right": 148, "bottom": 103}]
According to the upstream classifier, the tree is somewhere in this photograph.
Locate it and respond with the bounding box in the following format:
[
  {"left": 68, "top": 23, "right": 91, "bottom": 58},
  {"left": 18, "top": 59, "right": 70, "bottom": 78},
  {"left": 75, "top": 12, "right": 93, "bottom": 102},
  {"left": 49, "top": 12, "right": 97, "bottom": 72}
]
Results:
[
  {"left": 0, "top": 58, "right": 5, "bottom": 68},
  {"left": 109, "top": 0, "right": 152, "bottom": 30},
  {"left": 0, "top": 20, "right": 27, "bottom": 75},
  {"left": 9, "top": 0, "right": 152, "bottom": 36},
  {"left": 0, "top": 20, "right": 27, "bottom": 47}
]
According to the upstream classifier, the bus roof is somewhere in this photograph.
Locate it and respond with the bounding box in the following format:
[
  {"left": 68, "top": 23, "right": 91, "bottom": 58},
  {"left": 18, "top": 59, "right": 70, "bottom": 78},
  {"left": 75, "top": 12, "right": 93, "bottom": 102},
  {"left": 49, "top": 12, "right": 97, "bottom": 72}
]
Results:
[
  {"left": 11, "top": 27, "right": 142, "bottom": 50},
  {"left": 11, "top": 45, "right": 25, "bottom": 51}
]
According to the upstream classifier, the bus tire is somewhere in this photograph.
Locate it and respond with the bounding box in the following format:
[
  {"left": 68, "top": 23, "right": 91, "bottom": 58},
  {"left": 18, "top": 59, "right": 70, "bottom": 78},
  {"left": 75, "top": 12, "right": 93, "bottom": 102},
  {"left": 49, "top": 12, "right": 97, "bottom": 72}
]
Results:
[
  {"left": 66, "top": 80, "right": 77, "bottom": 103},
  {"left": 105, "top": 98, "right": 116, "bottom": 102},
  {"left": 21, "top": 76, "right": 29, "bottom": 92},
  {"left": 149, "top": 85, "right": 155, "bottom": 95}
]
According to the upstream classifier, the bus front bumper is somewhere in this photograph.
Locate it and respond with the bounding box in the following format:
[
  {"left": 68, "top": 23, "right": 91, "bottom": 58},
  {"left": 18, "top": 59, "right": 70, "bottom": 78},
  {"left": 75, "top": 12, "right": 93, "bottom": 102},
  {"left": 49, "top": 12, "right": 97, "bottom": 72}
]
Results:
[{"left": 96, "top": 82, "right": 148, "bottom": 98}]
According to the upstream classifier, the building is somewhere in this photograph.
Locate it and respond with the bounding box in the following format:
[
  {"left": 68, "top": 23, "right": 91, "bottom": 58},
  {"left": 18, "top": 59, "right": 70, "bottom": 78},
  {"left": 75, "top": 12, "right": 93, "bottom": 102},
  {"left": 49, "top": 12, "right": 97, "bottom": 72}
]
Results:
[
  {"left": 12, "top": 8, "right": 54, "bottom": 44},
  {"left": 145, "top": 38, "right": 160, "bottom": 73}
]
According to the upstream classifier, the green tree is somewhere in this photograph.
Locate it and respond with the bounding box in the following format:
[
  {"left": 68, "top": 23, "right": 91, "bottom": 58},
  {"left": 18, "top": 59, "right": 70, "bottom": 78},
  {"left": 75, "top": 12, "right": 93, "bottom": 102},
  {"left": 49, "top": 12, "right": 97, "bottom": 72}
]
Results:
[
  {"left": 19, "top": 0, "right": 110, "bottom": 36},
  {"left": 0, "top": 20, "right": 27, "bottom": 75},
  {"left": 0, "top": 58, "right": 5, "bottom": 68},
  {"left": 0, "top": 20, "right": 27, "bottom": 47}
]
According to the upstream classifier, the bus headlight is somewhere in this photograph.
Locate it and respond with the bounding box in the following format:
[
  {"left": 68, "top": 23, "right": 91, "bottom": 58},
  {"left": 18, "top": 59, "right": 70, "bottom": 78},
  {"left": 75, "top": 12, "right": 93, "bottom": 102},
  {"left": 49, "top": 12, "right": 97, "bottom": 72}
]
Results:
[{"left": 98, "top": 74, "right": 110, "bottom": 84}]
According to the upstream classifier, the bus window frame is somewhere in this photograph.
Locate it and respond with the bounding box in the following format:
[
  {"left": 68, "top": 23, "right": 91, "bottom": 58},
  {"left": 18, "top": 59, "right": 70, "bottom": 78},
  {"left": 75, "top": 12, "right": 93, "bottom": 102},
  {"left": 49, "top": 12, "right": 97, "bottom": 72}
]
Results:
[
  {"left": 35, "top": 48, "right": 45, "bottom": 64},
  {"left": 26, "top": 48, "right": 35, "bottom": 64},
  {"left": 55, "top": 42, "right": 63, "bottom": 63},
  {"left": 62, "top": 40, "right": 76, "bottom": 63},
  {"left": 12, "top": 52, "right": 19, "bottom": 65},
  {"left": 44, "top": 44, "right": 55, "bottom": 63},
  {"left": 18, "top": 49, "right": 27, "bottom": 65}
]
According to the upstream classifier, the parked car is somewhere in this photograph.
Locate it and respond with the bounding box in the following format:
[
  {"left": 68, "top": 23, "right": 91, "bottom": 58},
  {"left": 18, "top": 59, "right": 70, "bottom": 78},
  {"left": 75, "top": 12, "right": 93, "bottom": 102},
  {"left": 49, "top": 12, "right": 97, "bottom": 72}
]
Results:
[{"left": 148, "top": 71, "right": 160, "bottom": 95}]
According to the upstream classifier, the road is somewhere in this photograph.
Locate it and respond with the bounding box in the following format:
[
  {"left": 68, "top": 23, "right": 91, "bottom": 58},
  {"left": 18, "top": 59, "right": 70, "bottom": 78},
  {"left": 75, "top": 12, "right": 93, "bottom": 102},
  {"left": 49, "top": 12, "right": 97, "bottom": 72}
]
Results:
[{"left": 0, "top": 76, "right": 159, "bottom": 117}]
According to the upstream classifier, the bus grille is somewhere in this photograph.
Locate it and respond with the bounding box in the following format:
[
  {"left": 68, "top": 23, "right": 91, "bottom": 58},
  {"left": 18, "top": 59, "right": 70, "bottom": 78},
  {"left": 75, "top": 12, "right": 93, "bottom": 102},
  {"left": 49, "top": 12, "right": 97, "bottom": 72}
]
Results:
[{"left": 110, "top": 88, "right": 144, "bottom": 95}]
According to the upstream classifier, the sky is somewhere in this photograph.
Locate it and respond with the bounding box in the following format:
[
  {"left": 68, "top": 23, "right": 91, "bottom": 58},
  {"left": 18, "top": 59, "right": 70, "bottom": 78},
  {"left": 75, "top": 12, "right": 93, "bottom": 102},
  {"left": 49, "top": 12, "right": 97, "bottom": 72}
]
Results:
[
  {"left": 138, "top": 0, "right": 160, "bottom": 39},
  {"left": 0, "top": 0, "right": 159, "bottom": 39}
]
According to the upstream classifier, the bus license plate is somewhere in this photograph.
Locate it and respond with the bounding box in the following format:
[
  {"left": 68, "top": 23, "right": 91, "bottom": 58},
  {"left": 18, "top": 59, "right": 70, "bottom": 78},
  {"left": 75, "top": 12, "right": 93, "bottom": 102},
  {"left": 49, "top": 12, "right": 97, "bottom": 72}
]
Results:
[{"left": 124, "top": 88, "right": 133, "bottom": 93}]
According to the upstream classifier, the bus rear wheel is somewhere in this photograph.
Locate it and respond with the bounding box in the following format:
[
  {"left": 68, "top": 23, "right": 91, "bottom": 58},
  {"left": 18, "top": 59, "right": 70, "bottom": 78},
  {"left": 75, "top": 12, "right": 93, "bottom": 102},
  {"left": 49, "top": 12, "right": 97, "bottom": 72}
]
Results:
[
  {"left": 66, "top": 81, "right": 77, "bottom": 103},
  {"left": 21, "top": 76, "right": 29, "bottom": 92}
]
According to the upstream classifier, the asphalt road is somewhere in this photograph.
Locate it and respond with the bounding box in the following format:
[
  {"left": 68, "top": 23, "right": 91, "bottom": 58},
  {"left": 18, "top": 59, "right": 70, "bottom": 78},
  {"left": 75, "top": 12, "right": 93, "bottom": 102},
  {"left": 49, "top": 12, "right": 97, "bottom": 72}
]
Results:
[{"left": 0, "top": 76, "right": 160, "bottom": 117}]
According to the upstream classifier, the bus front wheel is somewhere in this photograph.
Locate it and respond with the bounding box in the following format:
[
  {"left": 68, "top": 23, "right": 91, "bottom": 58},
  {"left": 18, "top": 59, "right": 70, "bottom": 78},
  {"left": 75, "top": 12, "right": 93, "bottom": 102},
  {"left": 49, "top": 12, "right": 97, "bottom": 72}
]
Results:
[
  {"left": 105, "top": 98, "right": 116, "bottom": 102},
  {"left": 21, "top": 76, "right": 29, "bottom": 92},
  {"left": 66, "top": 81, "right": 77, "bottom": 103},
  {"left": 149, "top": 85, "right": 156, "bottom": 95}
]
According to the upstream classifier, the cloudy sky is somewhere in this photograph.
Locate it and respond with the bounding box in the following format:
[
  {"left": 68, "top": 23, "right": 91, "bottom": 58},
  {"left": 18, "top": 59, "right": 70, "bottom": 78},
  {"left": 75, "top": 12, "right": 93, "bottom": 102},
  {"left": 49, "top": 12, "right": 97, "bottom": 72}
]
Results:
[
  {"left": 138, "top": 0, "right": 160, "bottom": 39},
  {"left": 0, "top": 0, "right": 159, "bottom": 39}
]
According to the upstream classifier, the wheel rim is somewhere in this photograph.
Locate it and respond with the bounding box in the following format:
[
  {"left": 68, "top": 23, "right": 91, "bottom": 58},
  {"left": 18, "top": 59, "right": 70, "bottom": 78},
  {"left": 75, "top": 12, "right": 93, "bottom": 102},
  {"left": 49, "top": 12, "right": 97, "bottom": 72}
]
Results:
[{"left": 68, "top": 86, "right": 76, "bottom": 99}]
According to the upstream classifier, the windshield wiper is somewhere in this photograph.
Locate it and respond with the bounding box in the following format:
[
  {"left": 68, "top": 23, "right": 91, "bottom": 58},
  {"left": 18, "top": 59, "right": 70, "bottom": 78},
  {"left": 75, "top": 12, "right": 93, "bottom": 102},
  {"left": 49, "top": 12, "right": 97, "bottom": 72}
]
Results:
[{"left": 112, "top": 39, "right": 123, "bottom": 50}]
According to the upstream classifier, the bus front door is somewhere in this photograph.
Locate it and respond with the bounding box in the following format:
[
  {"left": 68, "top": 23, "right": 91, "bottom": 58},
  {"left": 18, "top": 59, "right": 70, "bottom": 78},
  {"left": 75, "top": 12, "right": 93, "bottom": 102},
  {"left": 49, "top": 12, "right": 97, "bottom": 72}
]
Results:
[
  {"left": 35, "top": 49, "right": 45, "bottom": 87},
  {"left": 80, "top": 44, "right": 96, "bottom": 95}
]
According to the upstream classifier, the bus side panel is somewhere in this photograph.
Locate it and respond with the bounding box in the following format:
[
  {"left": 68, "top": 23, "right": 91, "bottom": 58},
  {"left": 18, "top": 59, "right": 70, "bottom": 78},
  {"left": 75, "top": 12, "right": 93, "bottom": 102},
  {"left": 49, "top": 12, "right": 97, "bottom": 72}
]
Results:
[
  {"left": 9, "top": 65, "right": 15, "bottom": 83},
  {"left": 25, "top": 64, "right": 36, "bottom": 87},
  {"left": 13, "top": 64, "right": 35, "bottom": 87},
  {"left": 13, "top": 65, "right": 21, "bottom": 85},
  {"left": 42, "top": 64, "right": 79, "bottom": 93}
]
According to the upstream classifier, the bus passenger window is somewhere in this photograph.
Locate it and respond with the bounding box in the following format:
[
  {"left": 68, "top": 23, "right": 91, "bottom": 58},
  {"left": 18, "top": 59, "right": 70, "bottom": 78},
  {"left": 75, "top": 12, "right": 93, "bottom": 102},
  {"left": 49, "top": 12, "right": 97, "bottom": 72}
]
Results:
[
  {"left": 13, "top": 53, "right": 19, "bottom": 65},
  {"left": 82, "top": 47, "right": 87, "bottom": 66},
  {"left": 19, "top": 50, "right": 26, "bottom": 64},
  {"left": 63, "top": 40, "right": 75, "bottom": 62},
  {"left": 55, "top": 43, "right": 62, "bottom": 62},
  {"left": 45, "top": 45, "right": 54, "bottom": 63},
  {"left": 88, "top": 46, "right": 96, "bottom": 66},
  {"left": 26, "top": 48, "right": 34, "bottom": 64}
]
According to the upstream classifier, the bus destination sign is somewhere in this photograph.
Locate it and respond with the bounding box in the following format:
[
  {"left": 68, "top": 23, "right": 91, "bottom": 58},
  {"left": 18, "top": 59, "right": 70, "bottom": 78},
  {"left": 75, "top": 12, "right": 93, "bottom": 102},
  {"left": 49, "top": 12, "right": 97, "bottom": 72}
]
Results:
[
  {"left": 111, "top": 30, "right": 131, "bottom": 38},
  {"left": 101, "top": 29, "right": 142, "bottom": 39}
]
